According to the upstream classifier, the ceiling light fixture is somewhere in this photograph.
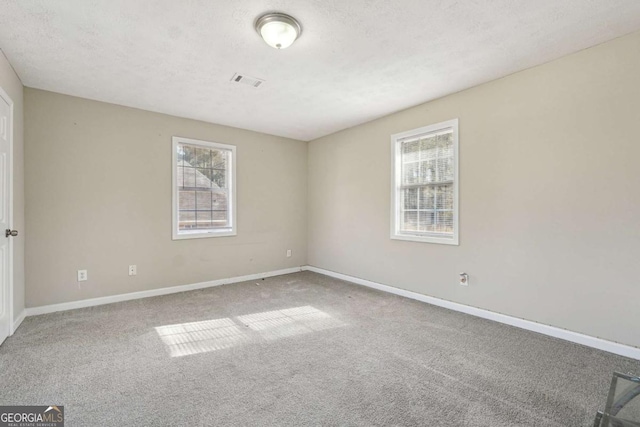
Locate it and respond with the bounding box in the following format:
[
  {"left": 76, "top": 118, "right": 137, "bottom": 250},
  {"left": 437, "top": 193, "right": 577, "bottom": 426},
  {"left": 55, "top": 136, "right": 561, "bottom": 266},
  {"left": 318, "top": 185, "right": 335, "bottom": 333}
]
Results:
[{"left": 255, "top": 12, "right": 302, "bottom": 49}]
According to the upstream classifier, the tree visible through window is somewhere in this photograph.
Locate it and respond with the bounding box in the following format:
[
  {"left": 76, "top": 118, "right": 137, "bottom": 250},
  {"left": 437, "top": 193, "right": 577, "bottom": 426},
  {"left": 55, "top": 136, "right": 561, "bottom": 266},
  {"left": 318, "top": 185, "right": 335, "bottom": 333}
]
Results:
[
  {"left": 391, "top": 119, "right": 459, "bottom": 245},
  {"left": 172, "top": 137, "right": 236, "bottom": 239}
]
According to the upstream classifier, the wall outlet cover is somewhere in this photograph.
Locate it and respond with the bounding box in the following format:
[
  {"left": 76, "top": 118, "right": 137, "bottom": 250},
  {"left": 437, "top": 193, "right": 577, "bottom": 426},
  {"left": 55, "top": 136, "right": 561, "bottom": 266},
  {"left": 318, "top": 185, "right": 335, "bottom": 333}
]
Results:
[{"left": 459, "top": 273, "right": 469, "bottom": 286}]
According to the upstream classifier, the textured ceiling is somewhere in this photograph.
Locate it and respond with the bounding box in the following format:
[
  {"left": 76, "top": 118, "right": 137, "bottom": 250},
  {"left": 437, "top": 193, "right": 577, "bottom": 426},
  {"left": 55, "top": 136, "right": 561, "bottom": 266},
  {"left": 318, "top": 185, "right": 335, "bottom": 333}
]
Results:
[{"left": 1, "top": 1, "right": 640, "bottom": 141}]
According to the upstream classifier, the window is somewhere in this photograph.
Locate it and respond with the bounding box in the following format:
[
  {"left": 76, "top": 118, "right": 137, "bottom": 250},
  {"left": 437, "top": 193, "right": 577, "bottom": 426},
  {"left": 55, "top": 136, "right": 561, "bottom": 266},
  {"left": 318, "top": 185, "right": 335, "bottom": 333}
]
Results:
[
  {"left": 172, "top": 137, "right": 236, "bottom": 239},
  {"left": 391, "top": 119, "right": 459, "bottom": 245}
]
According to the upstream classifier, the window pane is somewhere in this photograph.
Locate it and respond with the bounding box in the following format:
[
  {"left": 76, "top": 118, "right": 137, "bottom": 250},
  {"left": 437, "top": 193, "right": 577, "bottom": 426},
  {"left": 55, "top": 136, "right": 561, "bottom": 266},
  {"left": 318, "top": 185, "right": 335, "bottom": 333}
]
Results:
[
  {"left": 212, "top": 210, "right": 228, "bottom": 228},
  {"left": 195, "top": 168, "right": 213, "bottom": 188},
  {"left": 179, "top": 191, "right": 196, "bottom": 211},
  {"left": 183, "top": 166, "right": 196, "bottom": 188},
  {"left": 182, "top": 145, "right": 196, "bottom": 164},
  {"left": 176, "top": 164, "right": 185, "bottom": 187},
  {"left": 420, "top": 186, "right": 435, "bottom": 210},
  {"left": 411, "top": 184, "right": 454, "bottom": 234},
  {"left": 436, "top": 211, "right": 454, "bottom": 233},
  {"left": 402, "top": 132, "right": 454, "bottom": 185},
  {"left": 195, "top": 210, "right": 212, "bottom": 229},
  {"left": 401, "top": 211, "right": 418, "bottom": 232},
  {"left": 196, "top": 147, "right": 212, "bottom": 168},
  {"left": 420, "top": 135, "right": 437, "bottom": 158},
  {"left": 212, "top": 190, "right": 228, "bottom": 211},
  {"left": 212, "top": 150, "right": 227, "bottom": 169},
  {"left": 403, "top": 188, "right": 418, "bottom": 210},
  {"left": 421, "top": 131, "right": 452, "bottom": 152},
  {"left": 402, "top": 162, "right": 419, "bottom": 185},
  {"left": 400, "top": 146, "right": 454, "bottom": 234},
  {"left": 438, "top": 156, "right": 454, "bottom": 182},
  {"left": 419, "top": 131, "right": 453, "bottom": 183},
  {"left": 178, "top": 210, "right": 195, "bottom": 230},
  {"left": 435, "top": 184, "right": 453, "bottom": 210},
  {"left": 195, "top": 191, "right": 212, "bottom": 210},
  {"left": 419, "top": 211, "right": 435, "bottom": 232},
  {"left": 212, "top": 169, "right": 226, "bottom": 189},
  {"left": 402, "top": 139, "right": 420, "bottom": 162},
  {"left": 420, "top": 159, "right": 437, "bottom": 183}
]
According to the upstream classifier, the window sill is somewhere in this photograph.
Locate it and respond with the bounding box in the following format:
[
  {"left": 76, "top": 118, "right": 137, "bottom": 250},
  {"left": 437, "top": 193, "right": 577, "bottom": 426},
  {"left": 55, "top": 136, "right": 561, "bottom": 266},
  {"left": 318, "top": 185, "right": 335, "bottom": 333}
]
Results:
[
  {"left": 172, "top": 230, "right": 237, "bottom": 240},
  {"left": 391, "top": 233, "right": 459, "bottom": 246}
]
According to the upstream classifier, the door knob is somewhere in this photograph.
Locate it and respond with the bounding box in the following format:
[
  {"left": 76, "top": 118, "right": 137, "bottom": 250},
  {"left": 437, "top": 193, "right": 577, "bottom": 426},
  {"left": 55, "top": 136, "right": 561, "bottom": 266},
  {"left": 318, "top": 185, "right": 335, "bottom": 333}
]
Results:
[{"left": 5, "top": 229, "right": 18, "bottom": 237}]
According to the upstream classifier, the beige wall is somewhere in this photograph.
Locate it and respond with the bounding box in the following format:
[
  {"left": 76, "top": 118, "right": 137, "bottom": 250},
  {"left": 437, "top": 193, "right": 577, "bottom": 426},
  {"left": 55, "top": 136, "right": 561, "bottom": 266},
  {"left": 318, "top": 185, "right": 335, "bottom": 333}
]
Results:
[
  {"left": 308, "top": 31, "right": 640, "bottom": 348},
  {"left": 0, "top": 51, "right": 25, "bottom": 323},
  {"left": 25, "top": 89, "right": 307, "bottom": 307}
]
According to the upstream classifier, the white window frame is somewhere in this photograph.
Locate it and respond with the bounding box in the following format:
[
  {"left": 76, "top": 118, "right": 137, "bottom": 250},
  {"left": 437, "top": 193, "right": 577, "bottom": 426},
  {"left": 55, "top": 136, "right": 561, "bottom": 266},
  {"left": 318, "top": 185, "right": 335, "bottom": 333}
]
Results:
[
  {"left": 172, "top": 136, "right": 237, "bottom": 240},
  {"left": 390, "top": 118, "right": 459, "bottom": 245}
]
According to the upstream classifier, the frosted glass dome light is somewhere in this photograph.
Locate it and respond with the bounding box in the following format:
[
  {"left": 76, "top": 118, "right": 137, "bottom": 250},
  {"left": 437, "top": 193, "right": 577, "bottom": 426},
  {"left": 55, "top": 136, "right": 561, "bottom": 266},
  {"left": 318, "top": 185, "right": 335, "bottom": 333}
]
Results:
[{"left": 255, "top": 13, "right": 302, "bottom": 49}]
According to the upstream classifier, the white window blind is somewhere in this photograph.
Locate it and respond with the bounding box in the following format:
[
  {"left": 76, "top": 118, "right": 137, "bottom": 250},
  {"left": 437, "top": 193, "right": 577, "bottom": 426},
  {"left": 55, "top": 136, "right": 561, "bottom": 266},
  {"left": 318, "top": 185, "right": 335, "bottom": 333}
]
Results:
[
  {"left": 172, "top": 137, "right": 236, "bottom": 240},
  {"left": 391, "top": 119, "right": 459, "bottom": 245}
]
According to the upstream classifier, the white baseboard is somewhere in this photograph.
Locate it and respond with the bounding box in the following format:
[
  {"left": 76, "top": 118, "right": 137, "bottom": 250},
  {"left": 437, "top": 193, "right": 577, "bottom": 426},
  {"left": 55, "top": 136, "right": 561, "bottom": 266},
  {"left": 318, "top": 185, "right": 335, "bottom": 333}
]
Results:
[
  {"left": 11, "top": 309, "right": 26, "bottom": 334},
  {"left": 25, "top": 267, "right": 302, "bottom": 317},
  {"left": 302, "top": 265, "right": 640, "bottom": 361}
]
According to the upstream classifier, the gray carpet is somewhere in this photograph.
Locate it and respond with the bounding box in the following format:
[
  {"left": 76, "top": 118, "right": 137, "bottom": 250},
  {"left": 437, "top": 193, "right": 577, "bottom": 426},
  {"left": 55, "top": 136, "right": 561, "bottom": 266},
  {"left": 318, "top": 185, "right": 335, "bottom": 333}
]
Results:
[{"left": 0, "top": 271, "right": 638, "bottom": 426}]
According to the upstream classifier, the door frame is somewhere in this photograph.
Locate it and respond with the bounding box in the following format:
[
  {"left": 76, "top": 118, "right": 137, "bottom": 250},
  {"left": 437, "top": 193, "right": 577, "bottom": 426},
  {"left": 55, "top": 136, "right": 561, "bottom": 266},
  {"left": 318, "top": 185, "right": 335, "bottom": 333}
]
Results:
[{"left": 0, "top": 86, "right": 14, "bottom": 337}]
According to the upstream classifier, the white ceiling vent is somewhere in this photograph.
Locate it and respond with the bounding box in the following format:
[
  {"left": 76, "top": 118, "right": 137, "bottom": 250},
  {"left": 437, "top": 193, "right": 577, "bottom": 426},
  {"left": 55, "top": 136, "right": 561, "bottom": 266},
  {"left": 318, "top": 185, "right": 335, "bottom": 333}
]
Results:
[{"left": 230, "top": 73, "right": 265, "bottom": 88}]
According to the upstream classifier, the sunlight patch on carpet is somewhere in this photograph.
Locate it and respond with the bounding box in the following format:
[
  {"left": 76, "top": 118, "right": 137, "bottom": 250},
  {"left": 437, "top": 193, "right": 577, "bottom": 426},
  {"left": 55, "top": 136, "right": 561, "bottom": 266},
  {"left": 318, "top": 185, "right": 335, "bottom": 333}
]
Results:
[{"left": 155, "top": 306, "right": 345, "bottom": 357}]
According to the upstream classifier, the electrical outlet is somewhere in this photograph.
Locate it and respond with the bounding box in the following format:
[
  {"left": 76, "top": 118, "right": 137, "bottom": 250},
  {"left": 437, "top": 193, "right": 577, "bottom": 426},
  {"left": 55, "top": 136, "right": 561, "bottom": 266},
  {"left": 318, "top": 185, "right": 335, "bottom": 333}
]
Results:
[
  {"left": 128, "top": 265, "right": 137, "bottom": 276},
  {"left": 286, "top": 249, "right": 292, "bottom": 258},
  {"left": 459, "top": 272, "right": 469, "bottom": 286},
  {"left": 77, "top": 269, "right": 88, "bottom": 282}
]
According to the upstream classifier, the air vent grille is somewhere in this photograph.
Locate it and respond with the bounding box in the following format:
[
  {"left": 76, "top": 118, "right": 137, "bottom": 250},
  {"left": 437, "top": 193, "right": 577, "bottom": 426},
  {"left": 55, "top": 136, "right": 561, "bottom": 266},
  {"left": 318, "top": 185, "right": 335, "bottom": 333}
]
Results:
[{"left": 230, "top": 73, "right": 265, "bottom": 88}]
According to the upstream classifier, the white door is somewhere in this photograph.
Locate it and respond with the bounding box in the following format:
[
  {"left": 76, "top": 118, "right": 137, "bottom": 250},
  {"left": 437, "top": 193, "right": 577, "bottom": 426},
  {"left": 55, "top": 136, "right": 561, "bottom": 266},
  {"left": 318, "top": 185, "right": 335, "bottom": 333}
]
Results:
[{"left": 0, "top": 92, "right": 12, "bottom": 345}]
